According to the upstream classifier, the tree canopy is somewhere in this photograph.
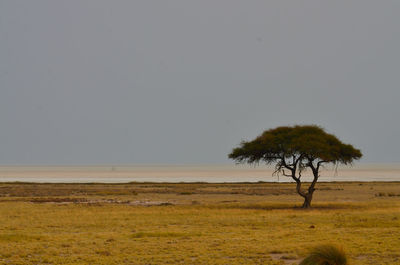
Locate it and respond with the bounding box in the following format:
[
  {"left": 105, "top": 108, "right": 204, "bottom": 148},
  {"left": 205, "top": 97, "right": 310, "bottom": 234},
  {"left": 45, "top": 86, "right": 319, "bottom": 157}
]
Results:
[{"left": 229, "top": 125, "right": 362, "bottom": 208}]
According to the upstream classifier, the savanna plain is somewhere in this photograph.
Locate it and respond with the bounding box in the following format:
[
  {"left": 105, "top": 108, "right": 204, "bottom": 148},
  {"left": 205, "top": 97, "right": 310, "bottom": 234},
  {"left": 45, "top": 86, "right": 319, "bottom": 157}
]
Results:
[{"left": 0, "top": 181, "right": 399, "bottom": 264}]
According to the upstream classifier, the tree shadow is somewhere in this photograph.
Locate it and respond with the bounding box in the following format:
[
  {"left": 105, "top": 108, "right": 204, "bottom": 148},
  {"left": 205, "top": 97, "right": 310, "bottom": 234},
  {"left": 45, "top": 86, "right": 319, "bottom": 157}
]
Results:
[{"left": 215, "top": 202, "right": 367, "bottom": 211}]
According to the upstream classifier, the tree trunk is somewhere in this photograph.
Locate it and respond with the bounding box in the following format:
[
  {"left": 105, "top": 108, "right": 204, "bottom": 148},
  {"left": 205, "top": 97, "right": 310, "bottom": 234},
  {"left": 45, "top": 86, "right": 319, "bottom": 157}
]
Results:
[
  {"left": 302, "top": 193, "right": 313, "bottom": 208},
  {"left": 300, "top": 164, "right": 320, "bottom": 209},
  {"left": 301, "top": 184, "right": 317, "bottom": 208},
  {"left": 292, "top": 164, "right": 319, "bottom": 209}
]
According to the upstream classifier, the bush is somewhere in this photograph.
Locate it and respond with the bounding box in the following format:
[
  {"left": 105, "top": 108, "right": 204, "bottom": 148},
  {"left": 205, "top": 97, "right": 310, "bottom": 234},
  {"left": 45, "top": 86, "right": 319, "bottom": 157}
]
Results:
[{"left": 300, "top": 244, "right": 347, "bottom": 265}]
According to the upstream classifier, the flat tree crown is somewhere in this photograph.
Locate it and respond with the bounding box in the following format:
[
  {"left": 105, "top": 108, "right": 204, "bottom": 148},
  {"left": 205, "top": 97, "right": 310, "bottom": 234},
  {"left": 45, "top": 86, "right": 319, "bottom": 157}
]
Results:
[{"left": 229, "top": 125, "right": 362, "bottom": 165}]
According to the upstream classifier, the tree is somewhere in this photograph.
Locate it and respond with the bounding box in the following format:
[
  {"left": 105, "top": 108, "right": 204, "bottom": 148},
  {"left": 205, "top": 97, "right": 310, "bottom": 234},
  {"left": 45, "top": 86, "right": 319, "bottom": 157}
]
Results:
[{"left": 228, "top": 125, "right": 362, "bottom": 208}]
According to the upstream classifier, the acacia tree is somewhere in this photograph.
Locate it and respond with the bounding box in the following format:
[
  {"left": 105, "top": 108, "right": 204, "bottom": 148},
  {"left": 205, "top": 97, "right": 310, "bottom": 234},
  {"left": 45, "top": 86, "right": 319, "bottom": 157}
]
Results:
[{"left": 229, "top": 125, "right": 362, "bottom": 208}]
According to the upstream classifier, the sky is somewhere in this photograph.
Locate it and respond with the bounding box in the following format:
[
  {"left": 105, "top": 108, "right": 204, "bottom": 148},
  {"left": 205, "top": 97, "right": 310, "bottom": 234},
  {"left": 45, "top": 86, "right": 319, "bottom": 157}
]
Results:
[{"left": 1, "top": 0, "right": 399, "bottom": 165}]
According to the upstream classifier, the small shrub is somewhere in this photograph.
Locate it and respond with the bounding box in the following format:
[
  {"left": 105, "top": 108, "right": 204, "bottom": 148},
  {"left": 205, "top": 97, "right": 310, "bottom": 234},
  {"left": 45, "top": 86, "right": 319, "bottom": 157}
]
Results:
[
  {"left": 96, "top": 250, "right": 111, "bottom": 256},
  {"left": 300, "top": 244, "right": 347, "bottom": 265},
  {"left": 158, "top": 202, "right": 174, "bottom": 206},
  {"left": 269, "top": 250, "right": 284, "bottom": 254},
  {"left": 280, "top": 254, "right": 297, "bottom": 260},
  {"left": 319, "top": 187, "right": 332, "bottom": 190},
  {"left": 179, "top": 192, "right": 193, "bottom": 195},
  {"left": 131, "top": 232, "right": 185, "bottom": 238}
]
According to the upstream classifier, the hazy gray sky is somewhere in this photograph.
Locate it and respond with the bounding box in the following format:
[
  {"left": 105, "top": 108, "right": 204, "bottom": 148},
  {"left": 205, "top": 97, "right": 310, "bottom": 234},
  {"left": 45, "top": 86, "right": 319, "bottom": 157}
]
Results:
[{"left": 1, "top": 1, "right": 399, "bottom": 164}]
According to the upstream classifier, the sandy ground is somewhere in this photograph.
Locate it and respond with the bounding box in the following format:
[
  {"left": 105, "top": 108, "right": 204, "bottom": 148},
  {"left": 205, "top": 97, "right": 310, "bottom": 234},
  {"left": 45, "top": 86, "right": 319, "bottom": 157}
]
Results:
[{"left": 0, "top": 182, "right": 399, "bottom": 264}]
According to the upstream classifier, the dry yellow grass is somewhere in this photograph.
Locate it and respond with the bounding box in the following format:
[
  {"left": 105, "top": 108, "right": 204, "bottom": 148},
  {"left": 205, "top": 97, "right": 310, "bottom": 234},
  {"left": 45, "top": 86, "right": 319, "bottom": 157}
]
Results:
[{"left": 0, "top": 182, "right": 399, "bottom": 264}]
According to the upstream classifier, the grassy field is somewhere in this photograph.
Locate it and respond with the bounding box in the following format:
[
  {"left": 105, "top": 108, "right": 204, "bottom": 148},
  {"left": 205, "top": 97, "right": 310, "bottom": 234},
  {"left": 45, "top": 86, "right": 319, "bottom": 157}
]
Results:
[{"left": 0, "top": 182, "right": 399, "bottom": 264}]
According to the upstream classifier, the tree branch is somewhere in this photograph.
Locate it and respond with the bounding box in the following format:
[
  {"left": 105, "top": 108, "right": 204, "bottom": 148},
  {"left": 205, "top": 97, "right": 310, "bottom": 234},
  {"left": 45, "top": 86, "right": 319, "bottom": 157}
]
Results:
[
  {"left": 282, "top": 169, "right": 293, "bottom": 177},
  {"left": 294, "top": 177, "right": 306, "bottom": 197},
  {"left": 316, "top": 160, "right": 331, "bottom": 171}
]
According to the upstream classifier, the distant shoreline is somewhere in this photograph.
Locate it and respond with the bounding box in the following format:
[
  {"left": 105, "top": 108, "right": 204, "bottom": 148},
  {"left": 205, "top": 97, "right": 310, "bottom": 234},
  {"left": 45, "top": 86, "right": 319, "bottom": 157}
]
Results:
[
  {"left": 0, "top": 180, "right": 400, "bottom": 184},
  {"left": 0, "top": 163, "right": 399, "bottom": 183}
]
